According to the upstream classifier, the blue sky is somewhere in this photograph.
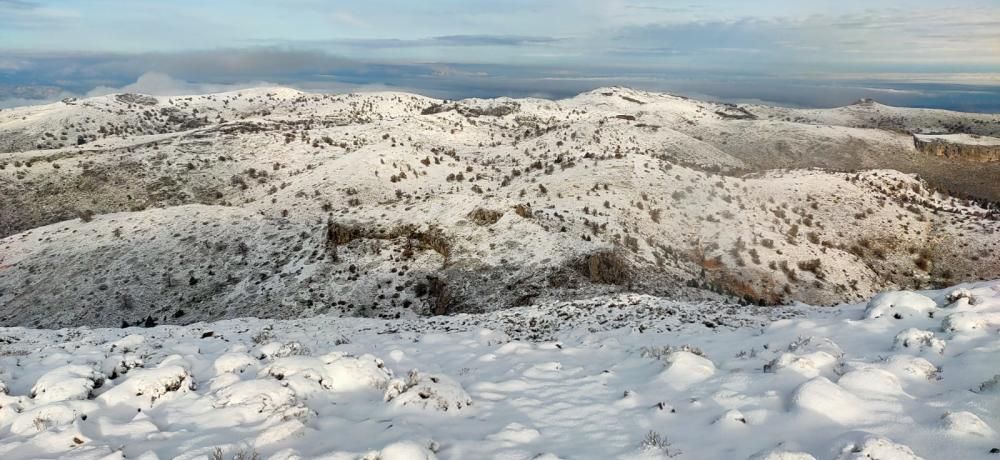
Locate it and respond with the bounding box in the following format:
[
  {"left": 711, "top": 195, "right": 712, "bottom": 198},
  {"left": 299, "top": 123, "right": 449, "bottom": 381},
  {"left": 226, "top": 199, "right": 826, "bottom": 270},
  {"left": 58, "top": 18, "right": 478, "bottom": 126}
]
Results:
[{"left": 2, "top": 0, "right": 999, "bottom": 110}]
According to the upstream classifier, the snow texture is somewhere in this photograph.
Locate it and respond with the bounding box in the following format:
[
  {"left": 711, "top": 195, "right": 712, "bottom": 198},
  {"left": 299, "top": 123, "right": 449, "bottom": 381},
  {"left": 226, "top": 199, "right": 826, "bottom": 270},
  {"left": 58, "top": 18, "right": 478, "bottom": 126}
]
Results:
[{"left": 0, "top": 280, "right": 998, "bottom": 458}]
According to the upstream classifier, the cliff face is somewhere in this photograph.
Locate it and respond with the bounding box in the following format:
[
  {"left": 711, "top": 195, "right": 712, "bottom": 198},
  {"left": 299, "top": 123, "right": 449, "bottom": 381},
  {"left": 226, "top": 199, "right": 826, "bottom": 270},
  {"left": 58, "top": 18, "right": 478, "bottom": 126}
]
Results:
[{"left": 914, "top": 134, "right": 1000, "bottom": 162}]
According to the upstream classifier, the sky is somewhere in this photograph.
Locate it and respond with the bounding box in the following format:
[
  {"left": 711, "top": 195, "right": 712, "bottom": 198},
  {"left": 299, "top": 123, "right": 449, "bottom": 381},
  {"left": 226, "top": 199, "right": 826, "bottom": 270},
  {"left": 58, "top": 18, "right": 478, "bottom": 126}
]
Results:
[{"left": 1, "top": 0, "right": 999, "bottom": 110}]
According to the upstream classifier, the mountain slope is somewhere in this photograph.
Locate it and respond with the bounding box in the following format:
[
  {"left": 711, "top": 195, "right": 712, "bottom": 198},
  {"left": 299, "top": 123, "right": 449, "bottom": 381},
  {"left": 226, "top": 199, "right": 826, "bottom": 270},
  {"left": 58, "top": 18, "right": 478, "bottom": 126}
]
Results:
[{"left": 1, "top": 87, "right": 999, "bottom": 327}]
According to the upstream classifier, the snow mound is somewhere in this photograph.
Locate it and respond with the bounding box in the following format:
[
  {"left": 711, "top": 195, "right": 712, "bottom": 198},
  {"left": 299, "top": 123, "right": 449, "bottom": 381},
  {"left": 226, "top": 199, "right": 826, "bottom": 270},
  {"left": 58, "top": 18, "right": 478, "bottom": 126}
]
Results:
[
  {"left": 213, "top": 352, "right": 258, "bottom": 375},
  {"left": 941, "top": 311, "right": 1000, "bottom": 333},
  {"left": 320, "top": 352, "right": 393, "bottom": 392},
  {"left": 892, "top": 329, "right": 945, "bottom": 354},
  {"left": 791, "top": 377, "right": 865, "bottom": 424},
  {"left": 260, "top": 353, "right": 392, "bottom": 394},
  {"left": 749, "top": 449, "right": 817, "bottom": 460},
  {"left": 384, "top": 370, "right": 472, "bottom": 413},
  {"left": 713, "top": 409, "right": 749, "bottom": 428},
  {"left": 833, "top": 432, "right": 923, "bottom": 460},
  {"left": 764, "top": 351, "right": 839, "bottom": 378},
  {"left": 786, "top": 336, "right": 844, "bottom": 357},
  {"left": 940, "top": 411, "right": 995, "bottom": 437},
  {"left": 837, "top": 368, "right": 907, "bottom": 397},
  {"left": 31, "top": 365, "right": 104, "bottom": 403},
  {"left": 102, "top": 353, "right": 144, "bottom": 379},
  {"left": 764, "top": 336, "right": 843, "bottom": 378},
  {"left": 364, "top": 440, "right": 438, "bottom": 460},
  {"left": 256, "top": 341, "right": 307, "bottom": 360},
  {"left": 656, "top": 351, "right": 716, "bottom": 390},
  {"left": 864, "top": 292, "right": 937, "bottom": 320},
  {"left": 943, "top": 288, "right": 977, "bottom": 306},
  {"left": 97, "top": 365, "right": 194, "bottom": 406},
  {"left": 213, "top": 379, "right": 297, "bottom": 412},
  {"left": 259, "top": 356, "right": 333, "bottom": 398},
  {"left": 108, "top": 334, "right": 146, "bottom": 353},
  {"left": 880, "top": 355, "right": 939, "bottom": 382},
  {"left": 9, "top": 401, "right": 96, "bottom": 435},
  {"left": 486, "top": 422, "right": 542, "bottom": 443}
]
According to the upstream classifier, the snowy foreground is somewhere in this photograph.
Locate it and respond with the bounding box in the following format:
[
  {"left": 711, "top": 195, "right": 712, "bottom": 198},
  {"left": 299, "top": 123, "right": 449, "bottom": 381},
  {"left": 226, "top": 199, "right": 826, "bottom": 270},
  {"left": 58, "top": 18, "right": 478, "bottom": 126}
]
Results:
[{"left": 1, "top": 283, "right": 999, "bottom": 460}]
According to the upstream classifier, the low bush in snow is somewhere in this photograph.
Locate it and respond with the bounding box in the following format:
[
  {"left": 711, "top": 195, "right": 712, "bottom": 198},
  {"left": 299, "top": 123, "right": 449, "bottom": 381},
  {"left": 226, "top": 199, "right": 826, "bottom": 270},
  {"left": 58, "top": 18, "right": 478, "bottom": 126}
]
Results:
[{"left": 384, "top": 370, "right": 472, "bottom": 413}]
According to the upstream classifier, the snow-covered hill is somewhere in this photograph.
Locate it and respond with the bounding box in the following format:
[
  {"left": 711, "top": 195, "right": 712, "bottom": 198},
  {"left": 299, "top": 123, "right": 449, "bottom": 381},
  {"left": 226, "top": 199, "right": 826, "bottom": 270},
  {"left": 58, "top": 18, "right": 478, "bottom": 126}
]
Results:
[
  {"left": 0, "top": 281, "right": 997, "bottom": 459},
  {"left": 1, "top": 87, "right": 1000, "bottom": 327},
  {"left": 750, "top": 99, "right": 1000, "bottom": 137}
]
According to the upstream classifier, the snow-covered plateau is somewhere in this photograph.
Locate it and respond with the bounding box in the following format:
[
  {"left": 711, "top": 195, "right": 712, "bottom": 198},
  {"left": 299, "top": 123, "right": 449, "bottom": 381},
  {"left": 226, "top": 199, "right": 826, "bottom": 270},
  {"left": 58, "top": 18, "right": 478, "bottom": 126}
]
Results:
[{"left": 1, "top": 280, "right": 998, "bottom": 459}]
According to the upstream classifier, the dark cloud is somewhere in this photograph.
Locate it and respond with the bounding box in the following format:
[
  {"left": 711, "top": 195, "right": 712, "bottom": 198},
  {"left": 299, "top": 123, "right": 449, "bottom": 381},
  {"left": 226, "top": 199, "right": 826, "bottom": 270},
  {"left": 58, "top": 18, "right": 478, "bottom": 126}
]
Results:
[
  {"left": 0, "top": 48, "right": 369, "bottom": 90},
  {"left": 249, "top": 34, "right": 563, "bottom": 50},
  {"left": 0, "top": 0, "right": 39, "bottom": 9},
  {"left": 0, "top": 0, "right": 71, "bottom": 25}
]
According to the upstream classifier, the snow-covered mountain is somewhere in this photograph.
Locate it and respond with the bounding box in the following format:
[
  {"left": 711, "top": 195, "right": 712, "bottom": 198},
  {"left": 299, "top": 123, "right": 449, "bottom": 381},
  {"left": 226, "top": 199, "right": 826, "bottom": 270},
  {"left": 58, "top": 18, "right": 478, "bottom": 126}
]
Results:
[
  {"left": 1, "top": 87, "right": 999, "bottom": 328},
  {"left": 0, "top": 280, "right": 997, "bottom": 459}
]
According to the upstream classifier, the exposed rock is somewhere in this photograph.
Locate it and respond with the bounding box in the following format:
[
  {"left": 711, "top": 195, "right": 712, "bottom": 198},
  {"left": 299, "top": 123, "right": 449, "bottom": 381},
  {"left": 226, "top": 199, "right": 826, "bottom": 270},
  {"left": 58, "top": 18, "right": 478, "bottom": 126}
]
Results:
[{"left": 914, "top": 134, "right": 1000, "bottom": 162}]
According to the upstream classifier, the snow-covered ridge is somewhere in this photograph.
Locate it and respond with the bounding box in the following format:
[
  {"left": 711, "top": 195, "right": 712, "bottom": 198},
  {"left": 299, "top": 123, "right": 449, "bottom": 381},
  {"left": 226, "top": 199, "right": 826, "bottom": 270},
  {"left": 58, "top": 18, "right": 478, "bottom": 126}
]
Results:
[
  {"left": 915, "top": 134, "right": 1000, "bottom": 147},
  {"left": 2, "top": 86, "right": 1000, "bottom": 328},
  {"left": 1, "top": 280, "right": 998, "bottom": 459}
]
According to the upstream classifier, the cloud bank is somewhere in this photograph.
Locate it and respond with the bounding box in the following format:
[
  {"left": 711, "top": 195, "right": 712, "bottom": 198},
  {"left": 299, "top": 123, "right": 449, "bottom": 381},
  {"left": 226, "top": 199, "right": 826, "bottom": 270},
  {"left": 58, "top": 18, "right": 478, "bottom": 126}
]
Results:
[{"left": 1, "top": 1, "right": 997, "bottom": 111}]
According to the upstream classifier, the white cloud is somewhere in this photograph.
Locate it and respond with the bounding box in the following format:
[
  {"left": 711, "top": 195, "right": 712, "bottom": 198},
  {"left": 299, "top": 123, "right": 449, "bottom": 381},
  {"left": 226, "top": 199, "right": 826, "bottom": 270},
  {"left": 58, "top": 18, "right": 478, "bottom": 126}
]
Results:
[{"left": 85, "top": 72, "right": 278, "bottom": 98}]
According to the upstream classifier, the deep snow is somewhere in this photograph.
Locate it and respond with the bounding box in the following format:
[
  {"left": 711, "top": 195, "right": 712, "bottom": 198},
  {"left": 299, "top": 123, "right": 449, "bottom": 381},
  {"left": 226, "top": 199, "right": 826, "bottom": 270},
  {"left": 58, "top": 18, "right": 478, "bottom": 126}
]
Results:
[{"left": 0, "top": 281, "right": 998, "bottom": 459}]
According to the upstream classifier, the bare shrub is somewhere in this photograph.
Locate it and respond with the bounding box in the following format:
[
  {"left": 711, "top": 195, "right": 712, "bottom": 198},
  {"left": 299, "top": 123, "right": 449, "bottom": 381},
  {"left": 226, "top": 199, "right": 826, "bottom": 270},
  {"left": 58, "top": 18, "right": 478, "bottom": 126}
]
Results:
[
  {"left": 915, "top": 248, "right": 934, "bottom": 272},
  {"left": 468, "top": 208, "right": 504, "bottom": 226},
  {"left": 641, "top": 344, "right": 705, "bottom": 359},
  {"left": 649, "top": 208, "right": 662, "bottom": 223},
  {"left": 797, "top": 258, "right": 825, "bottom": 280},
  {"left": 579, "top": 250, "right": 631, "bottom": 285},
  {"left": 641, "top": 431, "right": 680, "bottom": 457},
  {"left": 77, "top": 209, "right": 95, "bottom": 223}
]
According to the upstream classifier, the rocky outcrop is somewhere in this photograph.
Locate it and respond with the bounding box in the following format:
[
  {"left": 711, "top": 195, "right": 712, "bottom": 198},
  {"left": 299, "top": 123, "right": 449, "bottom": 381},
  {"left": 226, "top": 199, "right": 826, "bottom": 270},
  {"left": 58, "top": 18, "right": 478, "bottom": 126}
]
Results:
[{"left": 914, "top": 134, "right": 1000, "bottom": 162}]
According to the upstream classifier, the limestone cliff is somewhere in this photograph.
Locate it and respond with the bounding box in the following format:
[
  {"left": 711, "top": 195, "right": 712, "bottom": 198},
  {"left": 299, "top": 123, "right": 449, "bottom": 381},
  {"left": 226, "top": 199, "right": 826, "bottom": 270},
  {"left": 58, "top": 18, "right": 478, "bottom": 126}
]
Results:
[{"left": 914, "top": 134, "right": 1000, "bottom": 162}]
